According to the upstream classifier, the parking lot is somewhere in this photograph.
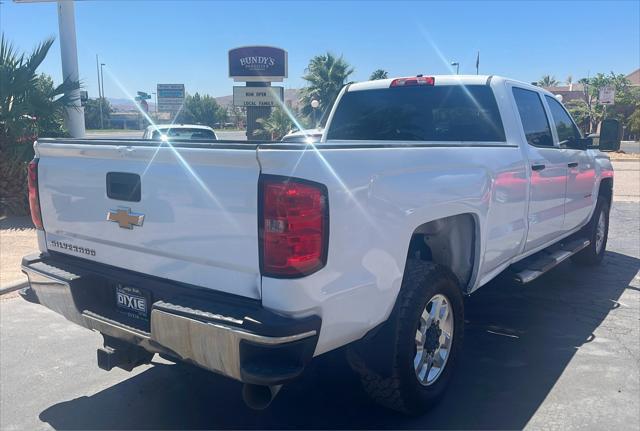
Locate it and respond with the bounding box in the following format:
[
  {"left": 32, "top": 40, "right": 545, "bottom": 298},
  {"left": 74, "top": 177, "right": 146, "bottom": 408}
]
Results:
[{"left": 1, "top": 164, "right": 639, "bottom": 430}]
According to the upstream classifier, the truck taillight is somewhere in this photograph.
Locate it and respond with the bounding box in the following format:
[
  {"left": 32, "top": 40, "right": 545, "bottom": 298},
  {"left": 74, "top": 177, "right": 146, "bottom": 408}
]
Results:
[
  {"left": 390, "top": 76, "right": 435, "bottom": 87},
  {"left": 260, "top": 175, "right": 328, "bottom": 278},
  {"left": 27, "top": 159, "right": 43, "bottom": 230}
]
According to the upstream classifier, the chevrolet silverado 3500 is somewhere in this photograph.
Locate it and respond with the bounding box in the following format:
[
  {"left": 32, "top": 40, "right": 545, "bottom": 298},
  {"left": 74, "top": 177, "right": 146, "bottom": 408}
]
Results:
[{"left": 21, "top": 75, "right": 618, "bottom": 414}]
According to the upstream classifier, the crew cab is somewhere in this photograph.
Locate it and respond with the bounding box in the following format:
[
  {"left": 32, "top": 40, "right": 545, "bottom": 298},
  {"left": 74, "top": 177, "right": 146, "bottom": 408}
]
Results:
[{"left": 21, "top": 75, "right": 618, "bottom": 414}]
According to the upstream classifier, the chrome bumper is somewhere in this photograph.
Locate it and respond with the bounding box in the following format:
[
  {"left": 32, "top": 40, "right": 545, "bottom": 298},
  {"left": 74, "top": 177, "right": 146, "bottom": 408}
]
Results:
[{"left": 21, "top": 254, "right": 319, "bottom": 384}]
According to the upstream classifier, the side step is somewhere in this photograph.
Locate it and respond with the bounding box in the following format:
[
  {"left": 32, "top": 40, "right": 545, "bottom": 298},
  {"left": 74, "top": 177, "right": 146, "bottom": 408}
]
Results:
[{"left": 511, "top": 238, "right": 590, "bottom": 284}]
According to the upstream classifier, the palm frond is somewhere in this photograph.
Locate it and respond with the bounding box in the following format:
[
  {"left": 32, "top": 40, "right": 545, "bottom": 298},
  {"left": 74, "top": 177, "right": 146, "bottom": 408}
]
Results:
[{"left": 25, "top": 37, "right": 54, "bottom": 74}]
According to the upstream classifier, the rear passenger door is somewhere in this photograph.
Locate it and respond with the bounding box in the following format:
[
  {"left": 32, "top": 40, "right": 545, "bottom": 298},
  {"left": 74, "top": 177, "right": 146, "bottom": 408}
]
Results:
[
  {"left": 544, "top": 95, "right": 596, "bottom": 230},
  {"left": 511, "top": 86, "right": 568, "bottom": 253}
]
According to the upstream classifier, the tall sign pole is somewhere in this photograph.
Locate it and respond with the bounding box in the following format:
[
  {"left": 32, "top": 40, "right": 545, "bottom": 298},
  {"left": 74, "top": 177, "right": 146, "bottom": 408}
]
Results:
[{"left": 57, "top": 1, "right": 85, "bottom": 137}]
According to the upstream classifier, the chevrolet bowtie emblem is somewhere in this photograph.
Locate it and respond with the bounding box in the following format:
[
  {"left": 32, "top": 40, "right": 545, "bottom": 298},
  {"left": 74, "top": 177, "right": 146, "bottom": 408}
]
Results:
[{"left": 107, "top": 207, "right": 145, "bottom": 229}]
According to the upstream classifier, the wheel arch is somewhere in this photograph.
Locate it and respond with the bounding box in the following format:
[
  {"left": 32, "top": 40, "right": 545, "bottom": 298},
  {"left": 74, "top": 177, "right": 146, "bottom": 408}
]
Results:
[
  {"left": 598, "top": 177, "right": 613, "bottom": 205},
  {"left": 404, "top": 212, "right": 480, "bottom": 294}
]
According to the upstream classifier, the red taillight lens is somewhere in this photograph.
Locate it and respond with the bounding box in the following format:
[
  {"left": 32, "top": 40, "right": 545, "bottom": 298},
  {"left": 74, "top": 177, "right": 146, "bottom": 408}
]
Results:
[
  {"left": 260, "top": 176, "right": 328, "bottom": 277},
  {"left": 27, "top": 159, "right": 43, "bottom": 230},
  {"left": 390, "top": 76, "right": 435, "bottom": 87}
]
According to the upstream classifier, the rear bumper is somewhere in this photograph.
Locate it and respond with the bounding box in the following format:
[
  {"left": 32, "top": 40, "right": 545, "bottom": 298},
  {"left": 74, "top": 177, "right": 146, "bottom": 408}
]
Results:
[{"left": 21, "top": 252, "right": 320, "bottom": 385}]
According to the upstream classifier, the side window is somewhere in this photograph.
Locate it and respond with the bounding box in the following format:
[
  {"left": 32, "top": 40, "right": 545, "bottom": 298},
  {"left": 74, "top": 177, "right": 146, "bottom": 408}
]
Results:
[
  {"left": 512, "top": 87, "right": 554, "bottom": 147},
  {"left": 545, "top": 95, "right": 581, "bottom": 144}
]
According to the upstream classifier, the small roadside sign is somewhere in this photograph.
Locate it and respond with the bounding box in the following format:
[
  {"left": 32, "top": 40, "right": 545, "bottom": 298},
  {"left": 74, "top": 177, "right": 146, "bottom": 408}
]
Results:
[
  {"left": 157, "top": 84, "right": 185, "bottom": 113},
  {"left": 599, "top": 85, "right": 615, "bottom": 105},
  {"left": 233, "top": 86, "right": 284, "bottom": 107}
]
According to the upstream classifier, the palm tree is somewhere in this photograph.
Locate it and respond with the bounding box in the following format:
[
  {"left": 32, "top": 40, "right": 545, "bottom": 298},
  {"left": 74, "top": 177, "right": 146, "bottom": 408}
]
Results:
[
  {"left": 537, "top": 75, "right": 559, "bottom": 88},
  {"left": 0, "top": 34, "right": 79, "bottom": 215},
  {"left": 253, "top": 108, "right": 294, "bottom": 141},
  {"left": 299, "top": 52, "right": 354, "bottom": 120},
  {"left": 369, "top": 69, "right": 389, "bottom": 80}
]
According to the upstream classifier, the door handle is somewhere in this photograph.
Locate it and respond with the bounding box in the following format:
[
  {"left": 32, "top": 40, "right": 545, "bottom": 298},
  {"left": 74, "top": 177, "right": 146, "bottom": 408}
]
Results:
[
  {"left": 568, "top": 162, "right": 579, "bottom": 168},
  {"left": 531, "top": 164, "right": 546, "bottom": 171}
]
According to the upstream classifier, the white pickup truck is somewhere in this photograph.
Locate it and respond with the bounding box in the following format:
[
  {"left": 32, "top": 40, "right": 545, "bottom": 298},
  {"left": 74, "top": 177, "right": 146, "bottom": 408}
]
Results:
[{"left": 21, "top": 75, "right": 619, "bottom": 414}]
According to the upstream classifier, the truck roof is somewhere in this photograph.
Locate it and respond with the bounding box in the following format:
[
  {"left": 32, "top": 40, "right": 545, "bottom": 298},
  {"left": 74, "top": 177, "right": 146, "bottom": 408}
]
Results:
[
  {"left": 347, "top": 75, "right": 552, "bottom": 96},
  {"left": 145, "top": 124, "right": 215, "bottom": 131}
]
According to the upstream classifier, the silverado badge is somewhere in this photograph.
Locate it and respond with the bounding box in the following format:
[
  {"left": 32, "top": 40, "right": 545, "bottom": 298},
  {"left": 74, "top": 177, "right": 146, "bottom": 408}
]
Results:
[{"left": 107, "top": 207, "right": 145, "bottom": 229}]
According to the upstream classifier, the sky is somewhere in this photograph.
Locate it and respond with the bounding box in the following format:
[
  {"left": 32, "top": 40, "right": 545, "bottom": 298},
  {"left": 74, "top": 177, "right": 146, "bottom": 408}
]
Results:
[{"left": 1, "top": 0, "right": 639, "bottom": 100}]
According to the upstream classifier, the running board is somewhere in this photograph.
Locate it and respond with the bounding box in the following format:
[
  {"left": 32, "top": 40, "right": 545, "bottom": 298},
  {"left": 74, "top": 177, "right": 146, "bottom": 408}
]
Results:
[{"left": 511, "top": 238, "right": 590, "bottom": 284}]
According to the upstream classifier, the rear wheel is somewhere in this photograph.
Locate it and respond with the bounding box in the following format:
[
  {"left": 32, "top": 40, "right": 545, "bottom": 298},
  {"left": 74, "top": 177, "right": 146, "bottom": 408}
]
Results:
[
  {"left": 572, "top": 198, "right": 610, "bottom": 266},
  {"left": 348, "top": 261, "right": 464, "bottom": 415}
]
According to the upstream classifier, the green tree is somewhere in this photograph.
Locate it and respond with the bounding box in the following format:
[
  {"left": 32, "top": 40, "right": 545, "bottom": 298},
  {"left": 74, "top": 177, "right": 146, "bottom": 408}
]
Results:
[
  {"left": 299, "top": 52, "right": 354, "bottom": 120},
  {"left": 83, "top": 97, "right": 113, "bottom": 129},
  {"left": 369, "top": 69, "right": 389, "bottom": 80},
  {"left": 177, "top": 93, "right": 226, "bottom": 128},
  {"left": 229, "top": 106, "right": 245, "bottom": 129},
  {"left": 577, "top": 72, "right": 638, "bottom": 132},
  {"left": 253, "top": 108, "right": 293, "bottom": 140},
  {"left": 0, "top": 34, "right": 79, "bottom": 215},
  {"left": 28, "top": 73, "right": 70, "bottom": 137},
  {"left": 627, "top": 108, "right": 640, "bottom": 138},
  {"left": 565, "top": 99, "right": 591, "bottom": 133},
  {"left": 537, "top": 75, "right": 559, "bottom": 87}
]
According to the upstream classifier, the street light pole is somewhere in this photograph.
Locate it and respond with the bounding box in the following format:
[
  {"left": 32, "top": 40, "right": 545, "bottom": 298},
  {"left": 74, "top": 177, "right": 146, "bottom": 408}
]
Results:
[
  {"left": 152, "top": 92, "right": 157, "bottom": 118},
  {"left": 451, "top": 61, "right": 460, "bottom": 75},
  {"left": 100, "top": 63, "right": 106, "bottom": 127},
  {"left": 100, "top": 63, "right": 106, "bottom": 102},
  {"left": 311, "top": 99, "right": 319, "bottom": 128},
  {"left": 96, "top": 55, "right": 104, "bottom": 129}
]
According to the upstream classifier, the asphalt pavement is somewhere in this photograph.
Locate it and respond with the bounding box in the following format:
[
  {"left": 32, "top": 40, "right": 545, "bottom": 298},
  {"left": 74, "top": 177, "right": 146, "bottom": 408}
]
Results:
[{"left": 1, "top": 201, "right": 638, "bottom": 430}]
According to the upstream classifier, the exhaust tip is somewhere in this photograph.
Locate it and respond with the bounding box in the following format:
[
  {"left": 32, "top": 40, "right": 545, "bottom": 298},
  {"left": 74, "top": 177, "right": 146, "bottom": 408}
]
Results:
[{"left": 242, "top": 384, "right": 282, "bottom": 410}]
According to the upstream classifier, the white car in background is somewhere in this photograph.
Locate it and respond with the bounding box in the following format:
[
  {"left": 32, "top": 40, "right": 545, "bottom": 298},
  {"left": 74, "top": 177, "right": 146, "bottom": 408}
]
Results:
[
  {"left": 142, "top": 124, "right": 218, "bottom": 141},
  {"left": 281, "top": 128, "right": 323, "bottom": 143}
]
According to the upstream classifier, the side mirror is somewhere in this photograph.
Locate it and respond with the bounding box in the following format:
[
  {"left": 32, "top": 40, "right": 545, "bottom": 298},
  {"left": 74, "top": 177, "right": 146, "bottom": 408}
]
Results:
[{"left": 598, "top": 119, "right": 622, "bottom": 152}]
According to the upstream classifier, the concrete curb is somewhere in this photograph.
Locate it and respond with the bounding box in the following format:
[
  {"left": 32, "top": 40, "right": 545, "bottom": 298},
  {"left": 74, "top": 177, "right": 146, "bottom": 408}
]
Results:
[{"left": 0, "top": 279, "right": 28, "bottom": 296}]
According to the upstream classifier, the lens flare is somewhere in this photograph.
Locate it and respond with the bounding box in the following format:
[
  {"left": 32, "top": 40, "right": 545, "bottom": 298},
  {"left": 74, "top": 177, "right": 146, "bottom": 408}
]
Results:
[
  {"left": 265, "top": 87, "right": 382, "bottom": 232},
  {"left": 102, "top": 67, "right": 240, "bottom": 230},
  {"left": 415, "top": 24, "right": 502, "bottom": 137}
]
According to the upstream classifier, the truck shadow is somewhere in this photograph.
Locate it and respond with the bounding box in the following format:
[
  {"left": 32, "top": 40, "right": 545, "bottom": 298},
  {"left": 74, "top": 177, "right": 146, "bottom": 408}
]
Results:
[{"left": 39, "top": 250, "right": 639, "bottom": 430}]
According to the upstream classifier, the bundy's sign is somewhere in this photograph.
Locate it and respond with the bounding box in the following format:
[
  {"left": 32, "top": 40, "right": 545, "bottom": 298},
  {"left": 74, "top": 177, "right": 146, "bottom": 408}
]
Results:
[
  {"left": 229, "top": 46, "right": 287, "bottom": 82},
  {"left": 233, "top": 86, "right": 284, "bottom": 107},
  {"left": 157, "top": 84, "right": 185, "bottom": 112}
]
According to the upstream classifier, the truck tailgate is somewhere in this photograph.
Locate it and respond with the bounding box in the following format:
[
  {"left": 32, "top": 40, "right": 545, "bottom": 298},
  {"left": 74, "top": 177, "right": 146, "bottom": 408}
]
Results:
[{"left": 36, "top": 140, "right": 262, "bottom": 299}]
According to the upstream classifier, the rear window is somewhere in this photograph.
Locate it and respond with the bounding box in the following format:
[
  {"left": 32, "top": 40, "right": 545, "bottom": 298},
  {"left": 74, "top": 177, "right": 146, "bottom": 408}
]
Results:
[
  {"left": 151, "top": 128, "right": 216, "bottom": 140},
  {"left": 326, "top": 85, "right": 505, "bottom": 142}
]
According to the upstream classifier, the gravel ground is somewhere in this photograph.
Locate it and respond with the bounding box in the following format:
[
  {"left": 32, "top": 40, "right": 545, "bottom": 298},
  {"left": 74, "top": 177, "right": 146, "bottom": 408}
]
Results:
[{"left": 0, "top": 217, "right": 37, "bottom": 286}]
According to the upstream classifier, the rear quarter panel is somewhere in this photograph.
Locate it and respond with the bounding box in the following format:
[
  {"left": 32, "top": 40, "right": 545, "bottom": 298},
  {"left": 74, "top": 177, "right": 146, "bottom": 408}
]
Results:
[{"left": 258, "top": 143, "right": 527, "bottom": 355}]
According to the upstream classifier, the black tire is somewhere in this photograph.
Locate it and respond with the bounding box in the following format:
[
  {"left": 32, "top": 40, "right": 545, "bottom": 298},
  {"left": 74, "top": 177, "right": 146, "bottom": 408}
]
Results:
[
  {"left": 347, "top": 260, "right": 464, "bottom": 415},
  {"left": 572, "top": 198, "right": 610, "bottom": 266}
]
